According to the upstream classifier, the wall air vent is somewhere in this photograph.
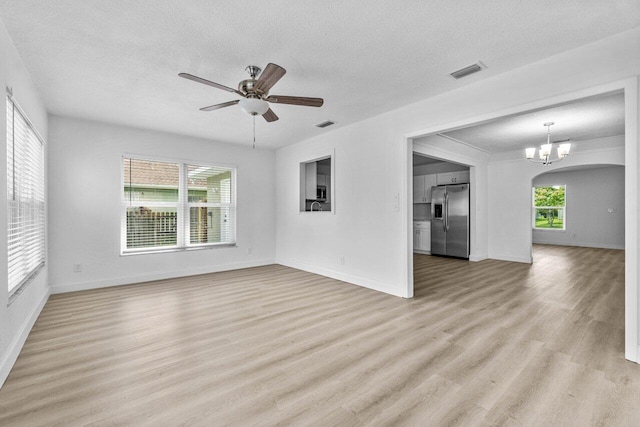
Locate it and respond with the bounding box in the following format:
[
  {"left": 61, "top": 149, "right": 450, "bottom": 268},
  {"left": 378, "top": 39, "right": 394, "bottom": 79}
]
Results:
[
  {"left": 316, "top": 120, "right": 335, "bottom": 128},
  {"left": 450, "top": 62, "right": 486, "bottom": 80}
]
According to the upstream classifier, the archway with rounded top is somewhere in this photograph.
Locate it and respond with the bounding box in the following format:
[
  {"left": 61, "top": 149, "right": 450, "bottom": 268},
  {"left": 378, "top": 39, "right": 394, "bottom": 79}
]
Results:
[{"left": 529, "top": 161, "right": 625, "bottom": 262}]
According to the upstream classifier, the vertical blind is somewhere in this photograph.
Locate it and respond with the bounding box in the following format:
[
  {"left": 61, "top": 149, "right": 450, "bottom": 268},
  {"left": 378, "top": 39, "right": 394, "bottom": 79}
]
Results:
[
  {"left": 122, "top": 157, "right": 236, "bottom": 252},
  {"left": 7, "top": 96, "right": 45, "bottom": 292}
]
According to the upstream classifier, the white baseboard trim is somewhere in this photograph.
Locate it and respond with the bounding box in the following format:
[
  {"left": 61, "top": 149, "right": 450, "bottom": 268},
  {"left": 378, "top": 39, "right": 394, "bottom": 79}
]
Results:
[
  {"left": 49, "top": 258, "right": 276, "bottom": 294},
  {"left": 533, "top": 241, "right": 624, "bottom": 250},
  {"left": 0, "top": 287, "right": 50, "bottom": 389},
  {"left": 277, "top": 257, "right": 406, "bottom": 298},
  {"left": 469, "top": 253, "right": 489, "bottom": 262},
  {"left": 489, "top": 254, "right": 533, "bottom": 264},
  {"left": 414, "top": 252, "right": 488, "bottom": 262},
  {"left": 631, "top": 345, "right": 640, "bottom": 364}
]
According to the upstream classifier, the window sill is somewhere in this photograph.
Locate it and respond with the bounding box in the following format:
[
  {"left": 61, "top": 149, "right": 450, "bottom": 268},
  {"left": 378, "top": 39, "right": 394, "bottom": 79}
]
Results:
[
  {"left": 121, "top": 243, "right": 237, "bottom": 256},
  {"left": 533, "top": 228, "right": 566, "bottom": 232},
  {"left": 8, "top": 264, "right": 44, "bottom": 306}
]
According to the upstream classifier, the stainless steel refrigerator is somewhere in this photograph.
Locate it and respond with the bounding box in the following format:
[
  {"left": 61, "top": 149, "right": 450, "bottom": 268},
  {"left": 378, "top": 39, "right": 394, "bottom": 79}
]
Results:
[{"left": 430, "top": 184, "right": 469, "bottom": 258}]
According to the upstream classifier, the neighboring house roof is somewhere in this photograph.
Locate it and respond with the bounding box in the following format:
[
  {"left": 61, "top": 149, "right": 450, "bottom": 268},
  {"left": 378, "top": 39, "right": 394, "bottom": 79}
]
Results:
[{"left": 123, "top": 159, "right": 208, "bottom": 187}]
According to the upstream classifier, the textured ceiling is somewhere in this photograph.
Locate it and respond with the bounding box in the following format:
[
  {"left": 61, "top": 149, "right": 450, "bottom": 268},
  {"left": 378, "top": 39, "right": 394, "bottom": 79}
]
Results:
[
  {"left": 0, "top": 1, "right": 638, "bottom": 149},
  {"left": 440, "top": 91, "right": 625, "bottom": 153}
]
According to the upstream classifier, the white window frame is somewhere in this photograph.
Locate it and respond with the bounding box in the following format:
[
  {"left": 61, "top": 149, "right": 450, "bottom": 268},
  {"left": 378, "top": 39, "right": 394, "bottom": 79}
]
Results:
[
  {"left": 6, "top": 94, "right": 46, "bottom": 295},
  {"left": 532, "top": 185, "right": 567, "bottom": 231},
  {"left": 121, "top": 154, "right": 237, "bottom": 255}
]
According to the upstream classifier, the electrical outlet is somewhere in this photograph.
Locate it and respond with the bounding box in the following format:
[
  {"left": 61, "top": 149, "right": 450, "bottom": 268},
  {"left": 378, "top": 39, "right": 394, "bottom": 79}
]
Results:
[
  {"left": 73, "top": 264, "right": 82, "bottom": 273},
  {"left": 340, "top": 256, "right": 345, "bottom": 265},
  {"left": 247, "top": 247, "right": 253, "bottom": 255}
]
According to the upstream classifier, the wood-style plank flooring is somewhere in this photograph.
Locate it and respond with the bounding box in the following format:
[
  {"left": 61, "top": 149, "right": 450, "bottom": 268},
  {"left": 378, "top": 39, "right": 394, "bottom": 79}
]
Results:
[{"left": 1, "top": 245, "right": 638, "bottom": 426}]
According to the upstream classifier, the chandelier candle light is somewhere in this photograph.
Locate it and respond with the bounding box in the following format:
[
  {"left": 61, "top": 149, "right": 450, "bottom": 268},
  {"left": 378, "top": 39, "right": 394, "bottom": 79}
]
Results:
[{"left": 525, "top": 122, "right": 571, "bottom": 165}]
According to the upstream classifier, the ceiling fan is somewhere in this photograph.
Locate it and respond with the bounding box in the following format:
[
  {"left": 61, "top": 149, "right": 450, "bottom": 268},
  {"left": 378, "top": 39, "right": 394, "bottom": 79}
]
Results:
[{"left": 179, "top": 63, "right": 324, "bottom": 123}]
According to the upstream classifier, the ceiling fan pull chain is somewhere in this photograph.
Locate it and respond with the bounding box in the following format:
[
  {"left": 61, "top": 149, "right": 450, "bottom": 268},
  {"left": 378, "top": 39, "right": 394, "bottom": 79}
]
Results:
[{"left": 253, "top": 114, "right": 256, "bottom": 149}]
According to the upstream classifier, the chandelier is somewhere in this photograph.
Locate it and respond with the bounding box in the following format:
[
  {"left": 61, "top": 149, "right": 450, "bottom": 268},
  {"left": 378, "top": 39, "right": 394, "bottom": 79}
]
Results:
[{"left": 525, "top": 122, "right": 571, "bottom": 165}]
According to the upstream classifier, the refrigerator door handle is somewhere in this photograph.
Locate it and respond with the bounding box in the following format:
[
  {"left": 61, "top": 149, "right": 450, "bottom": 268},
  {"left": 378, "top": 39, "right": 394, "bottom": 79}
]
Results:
[{"left": 444, "top": 193, "right": 449, "bottom": 232}]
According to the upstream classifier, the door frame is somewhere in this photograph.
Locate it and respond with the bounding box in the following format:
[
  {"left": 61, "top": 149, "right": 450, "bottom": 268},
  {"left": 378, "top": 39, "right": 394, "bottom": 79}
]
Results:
[{"left": 402, "top": 77, "right": 639, "bottom": 362}]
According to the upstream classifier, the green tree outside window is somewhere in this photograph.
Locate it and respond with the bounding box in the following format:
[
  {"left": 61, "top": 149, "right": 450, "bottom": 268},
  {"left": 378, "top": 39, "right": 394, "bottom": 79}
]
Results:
[{"left": 533, "top": 185, "right": 565, "bottom": 229}]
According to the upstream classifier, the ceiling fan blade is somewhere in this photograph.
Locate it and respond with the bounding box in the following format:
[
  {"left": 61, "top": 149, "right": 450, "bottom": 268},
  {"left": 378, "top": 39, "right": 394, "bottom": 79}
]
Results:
[
  {"left": 199, "top": 100, "right": 240, "bottom": 111},
  {"left": 266, "top": 95, "right": 324, "bottom": 107},
  {"left": 179, "top": 73, "right": 243, "bottom": 96},
  {"left": 255, "top": 63, "right": 286, "bottom": 93},
  {"left": 262, "top": 108, "right": 279, "bottom": 122}
]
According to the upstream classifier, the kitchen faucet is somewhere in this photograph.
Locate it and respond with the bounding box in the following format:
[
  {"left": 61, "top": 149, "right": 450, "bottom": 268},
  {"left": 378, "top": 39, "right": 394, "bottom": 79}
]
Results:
[{"left": 310, "top": 201, "right": 322, "bottom": 212}]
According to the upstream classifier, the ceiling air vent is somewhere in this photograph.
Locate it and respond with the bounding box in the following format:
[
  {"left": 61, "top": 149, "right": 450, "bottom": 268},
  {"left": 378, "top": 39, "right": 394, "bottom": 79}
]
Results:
[
  {"left": 450, "top": 62, "right": 485, "bottom": 80},
  {"left": 316, "top": 120, "right": 335, "bottom": 128}
]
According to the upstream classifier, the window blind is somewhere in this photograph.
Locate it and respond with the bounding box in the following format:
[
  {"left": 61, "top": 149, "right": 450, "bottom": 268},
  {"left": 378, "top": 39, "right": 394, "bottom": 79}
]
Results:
[
  {"left": 7, "top": 96, "right": 45, "bottom": 293},
  {"left": 122, "top": 157, "right": 236, "bottom": 253}
]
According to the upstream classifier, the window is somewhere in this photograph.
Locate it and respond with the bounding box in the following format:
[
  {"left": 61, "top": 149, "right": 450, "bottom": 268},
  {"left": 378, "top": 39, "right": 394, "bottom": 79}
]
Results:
[
  {"left": 7, "top": 96, "right": 46, "bottom": 293},
  {"left": 533, "top": 185, "right": 566, "bottom": 230},
  {"left": 122, "top": 157, "right": 236, "bottom": 253}
]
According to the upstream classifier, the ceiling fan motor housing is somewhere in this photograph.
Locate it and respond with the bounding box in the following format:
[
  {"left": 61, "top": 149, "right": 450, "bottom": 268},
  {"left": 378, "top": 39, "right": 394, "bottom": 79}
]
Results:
[{"left": 238, "top": 79, "right": 267, "bottom": 97}]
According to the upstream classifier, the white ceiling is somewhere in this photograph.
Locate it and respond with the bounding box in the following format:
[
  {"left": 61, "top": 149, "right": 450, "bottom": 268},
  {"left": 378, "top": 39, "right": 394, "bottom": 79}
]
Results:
[
  {"left": 439, "top": 91, "right": 625, "bottom": 153},
  {"left": 0, "top": 1, "right": 638, "bottom": 150},
  {"left": 413, "top": 155, "right": 443, "bottom": 167}
]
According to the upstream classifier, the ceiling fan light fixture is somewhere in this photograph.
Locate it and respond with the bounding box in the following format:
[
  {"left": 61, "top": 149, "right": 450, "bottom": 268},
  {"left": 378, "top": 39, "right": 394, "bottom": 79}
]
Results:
[{"left": 238, "top": 98, "right": 269, "bottom": 116}]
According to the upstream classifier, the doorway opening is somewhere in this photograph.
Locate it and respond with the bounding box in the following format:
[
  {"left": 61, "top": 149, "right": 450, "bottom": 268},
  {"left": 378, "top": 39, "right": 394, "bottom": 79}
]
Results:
[
  {"left": 411, "top": 153, "right": 471, "bottom": 258},
  {"left": 404, "top": 79, "right": 637, "bottom": 362},
  {"left": 530, "top": 165, "right": 625, "bottom": 257}
]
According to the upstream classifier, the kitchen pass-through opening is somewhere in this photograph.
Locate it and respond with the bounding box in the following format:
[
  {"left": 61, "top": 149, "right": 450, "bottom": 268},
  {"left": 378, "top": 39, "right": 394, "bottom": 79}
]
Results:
[{"left": 300, "top": 154, "right": 334, "bottom": 213}]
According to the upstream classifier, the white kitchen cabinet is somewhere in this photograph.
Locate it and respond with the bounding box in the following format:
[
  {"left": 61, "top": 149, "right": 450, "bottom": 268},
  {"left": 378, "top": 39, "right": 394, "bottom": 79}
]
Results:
[
  {"left": 413, "top": 174, "right": 437, "bottom": 203},
  {"left": 413, "top": 221, "right": 431, "bottom": 252},
  {"left": 305, "top": 162, "right": 317, "bottom": 199},
  {"left": 413, "top": 176, "right": 425, "bottom": 203},
  {"left": 436, "top": 170, "right": 470, "bottom": 185}
]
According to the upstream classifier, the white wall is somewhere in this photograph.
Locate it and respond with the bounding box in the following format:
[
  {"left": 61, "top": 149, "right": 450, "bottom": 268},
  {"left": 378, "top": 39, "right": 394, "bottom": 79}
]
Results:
[
  {"left": 275, "top": 28, "right": 639, "bottom": 300},
  {"left": 48, "top": 116, "right": 276, "bottom": 293},
  {"left": 532, "top": 165, "right": 625, "bottom": 249},
  {"left": 276, "top": 121, "right": 407, "bottom": 296},
  {"left": 487, "top": 138, "right": 625, "bottom": 262},
  {"left": 0, "top": 18, "right": 49, "bottom": 387}
]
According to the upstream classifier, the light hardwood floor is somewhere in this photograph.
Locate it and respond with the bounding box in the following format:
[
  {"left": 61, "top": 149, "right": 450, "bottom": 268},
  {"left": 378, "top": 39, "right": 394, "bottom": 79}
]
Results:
[{"left": 1, "top": 245, "right": 638, "bottom": 426}]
